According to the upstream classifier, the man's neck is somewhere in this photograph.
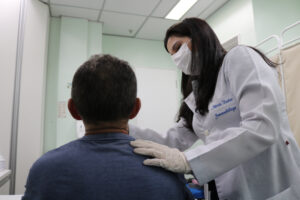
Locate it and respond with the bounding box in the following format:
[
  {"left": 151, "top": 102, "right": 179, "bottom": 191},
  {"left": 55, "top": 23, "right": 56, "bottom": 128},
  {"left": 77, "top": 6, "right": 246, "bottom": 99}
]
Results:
[{"left": 84, "top": 120, "right": 129, "bottom": 135}]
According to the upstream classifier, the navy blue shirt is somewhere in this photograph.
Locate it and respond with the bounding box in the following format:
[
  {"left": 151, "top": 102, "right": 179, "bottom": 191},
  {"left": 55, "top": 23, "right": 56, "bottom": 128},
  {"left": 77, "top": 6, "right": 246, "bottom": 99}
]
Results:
[{"left": 22, "top": 133, "right": 193, "bottom": 200}]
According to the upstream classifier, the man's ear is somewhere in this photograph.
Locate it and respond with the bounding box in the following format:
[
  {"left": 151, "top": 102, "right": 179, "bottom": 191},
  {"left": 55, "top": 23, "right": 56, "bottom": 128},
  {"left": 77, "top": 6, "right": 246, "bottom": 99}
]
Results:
[
  {"left": 68, "top": 99, "right": 82, "bottom": 120},
  {"left": 129, "top": 98, "right": 141, "bottom": 119}
]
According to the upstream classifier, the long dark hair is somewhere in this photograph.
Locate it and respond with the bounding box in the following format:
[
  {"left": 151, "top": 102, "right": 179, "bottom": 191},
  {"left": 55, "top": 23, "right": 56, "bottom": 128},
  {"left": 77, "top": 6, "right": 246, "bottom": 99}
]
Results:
[{"left": 164, "top": 18, "right": 277, "bottom": 130}]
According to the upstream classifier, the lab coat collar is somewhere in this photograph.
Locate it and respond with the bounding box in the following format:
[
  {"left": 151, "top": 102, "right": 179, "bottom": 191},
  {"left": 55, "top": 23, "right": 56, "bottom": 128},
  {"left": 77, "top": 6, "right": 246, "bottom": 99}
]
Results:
[{"left": 184, "top": 92, "right": 197, "bottom": 113}]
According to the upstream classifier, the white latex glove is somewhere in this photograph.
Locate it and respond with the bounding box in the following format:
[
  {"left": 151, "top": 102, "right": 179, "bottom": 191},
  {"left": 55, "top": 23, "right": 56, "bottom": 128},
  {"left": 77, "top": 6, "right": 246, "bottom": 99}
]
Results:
[{"left": 130, "top": 139, "right": 191, "bottom": 174}]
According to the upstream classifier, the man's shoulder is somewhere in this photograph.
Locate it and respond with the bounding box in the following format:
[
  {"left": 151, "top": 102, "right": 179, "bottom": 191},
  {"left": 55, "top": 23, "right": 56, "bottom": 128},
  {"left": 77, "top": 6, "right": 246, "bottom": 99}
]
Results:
[{"left": 31, "top": 140, "right": 80, "bottom": 172}]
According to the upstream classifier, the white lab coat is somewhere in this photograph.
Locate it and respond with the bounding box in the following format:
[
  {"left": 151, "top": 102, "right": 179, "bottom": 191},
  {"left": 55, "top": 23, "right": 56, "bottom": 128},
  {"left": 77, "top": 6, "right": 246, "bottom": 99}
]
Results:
[{"left": 130, "top": 46, "right": 300, "bottom": 200}]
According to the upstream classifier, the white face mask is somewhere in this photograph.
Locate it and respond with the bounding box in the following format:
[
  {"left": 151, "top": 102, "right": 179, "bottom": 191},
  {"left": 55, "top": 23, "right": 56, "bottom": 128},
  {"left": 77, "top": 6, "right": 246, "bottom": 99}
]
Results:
[{"left": 171, "top": 42, "right": 200, "bottom": 75}]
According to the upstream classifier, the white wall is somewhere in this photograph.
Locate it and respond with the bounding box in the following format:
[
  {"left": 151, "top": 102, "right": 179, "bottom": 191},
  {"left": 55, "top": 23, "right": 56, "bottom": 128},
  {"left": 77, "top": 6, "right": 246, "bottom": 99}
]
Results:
[
  {"left": 206, "top": 0, "right": 257, "bottom": 45},
  {"left": 15, "top": 0, "right": 49, "bottom": 194},
  {"left": 252, "top": 0, "right": 300, "bottom": 43},
  {"left": 0, "top": 0, "right": 21, "bottom": 195}
]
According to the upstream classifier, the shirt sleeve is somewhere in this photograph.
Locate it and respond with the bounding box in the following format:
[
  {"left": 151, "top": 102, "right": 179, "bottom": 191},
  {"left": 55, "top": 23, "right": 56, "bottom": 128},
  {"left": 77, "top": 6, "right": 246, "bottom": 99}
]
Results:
[
  {"left": 22, "top": 159, "right": 45, "bottom": 200},
  {"left": 22, "top": 153, "right": 62, "bottom": 200},
  {"left": 129, "top": 118, "right": 198, "bottom": 151},
  {"left": 184, "top": 46, "right": 282, "bottom": 185}
]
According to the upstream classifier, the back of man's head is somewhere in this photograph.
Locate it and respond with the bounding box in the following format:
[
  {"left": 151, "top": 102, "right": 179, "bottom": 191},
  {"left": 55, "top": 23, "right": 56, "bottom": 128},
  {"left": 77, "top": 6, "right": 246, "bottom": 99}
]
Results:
[{"left": 71, "top": 54, "right": 137, "bottom": 124}]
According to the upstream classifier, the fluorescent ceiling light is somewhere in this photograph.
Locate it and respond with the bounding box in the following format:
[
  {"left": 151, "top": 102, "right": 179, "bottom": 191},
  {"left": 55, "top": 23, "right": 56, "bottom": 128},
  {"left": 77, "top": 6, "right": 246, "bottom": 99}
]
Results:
[{"left": 165, "top": 0, "right": 198, "bottom": 20}]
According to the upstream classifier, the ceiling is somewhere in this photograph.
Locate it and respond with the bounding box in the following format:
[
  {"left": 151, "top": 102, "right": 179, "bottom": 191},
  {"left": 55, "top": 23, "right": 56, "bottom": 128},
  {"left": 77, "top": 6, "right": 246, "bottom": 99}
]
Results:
[{"left": 39, "top": 0, "right": 229, "bottom": 41}]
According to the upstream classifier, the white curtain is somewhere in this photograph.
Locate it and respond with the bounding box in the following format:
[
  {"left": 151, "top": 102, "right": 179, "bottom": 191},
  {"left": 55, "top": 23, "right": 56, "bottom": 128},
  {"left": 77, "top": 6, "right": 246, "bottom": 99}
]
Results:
[{"left": 280, "top": 43, "right": 300, "bottom": 146}]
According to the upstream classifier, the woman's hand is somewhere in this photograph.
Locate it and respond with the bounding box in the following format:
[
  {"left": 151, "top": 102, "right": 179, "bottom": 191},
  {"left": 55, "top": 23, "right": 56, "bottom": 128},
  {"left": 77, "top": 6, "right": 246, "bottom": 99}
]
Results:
[{"left": 130, "top": 139, "right": 191, "bottom": 174}]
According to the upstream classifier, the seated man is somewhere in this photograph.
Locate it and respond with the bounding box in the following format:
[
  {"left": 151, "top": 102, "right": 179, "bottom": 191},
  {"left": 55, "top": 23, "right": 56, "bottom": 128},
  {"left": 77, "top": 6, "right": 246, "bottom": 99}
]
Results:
[{"left": 22, "top": 54, "right": 193, "bottom": 200}]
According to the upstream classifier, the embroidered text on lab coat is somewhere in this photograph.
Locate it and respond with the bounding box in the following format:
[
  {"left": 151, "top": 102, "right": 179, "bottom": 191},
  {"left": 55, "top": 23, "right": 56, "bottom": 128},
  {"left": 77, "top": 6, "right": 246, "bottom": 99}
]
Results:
[
  {"left": 212, "top": 97, "right": 233, "bottom": 110},
  {"left": 215, "top": 106, "right": 236, "bottom": 119}
]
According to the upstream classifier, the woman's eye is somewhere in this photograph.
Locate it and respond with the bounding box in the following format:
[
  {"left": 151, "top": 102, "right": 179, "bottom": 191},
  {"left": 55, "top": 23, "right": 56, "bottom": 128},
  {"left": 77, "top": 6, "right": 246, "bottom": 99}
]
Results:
[{"left": 173, "top": 44, "right": 181, "bottom": 52}]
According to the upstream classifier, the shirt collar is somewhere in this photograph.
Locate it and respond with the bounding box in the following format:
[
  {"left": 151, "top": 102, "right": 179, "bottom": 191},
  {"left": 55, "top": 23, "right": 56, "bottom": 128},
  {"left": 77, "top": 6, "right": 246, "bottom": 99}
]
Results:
[{"left": 81, "top": 132, "right": 134, "bottom": 141}]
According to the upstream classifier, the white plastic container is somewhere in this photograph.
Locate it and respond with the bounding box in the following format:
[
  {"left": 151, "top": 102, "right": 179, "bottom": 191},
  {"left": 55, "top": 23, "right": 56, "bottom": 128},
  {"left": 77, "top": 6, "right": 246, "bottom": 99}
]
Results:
[{"left": 0, "top": 154, "right": 5, "bottom": 171}]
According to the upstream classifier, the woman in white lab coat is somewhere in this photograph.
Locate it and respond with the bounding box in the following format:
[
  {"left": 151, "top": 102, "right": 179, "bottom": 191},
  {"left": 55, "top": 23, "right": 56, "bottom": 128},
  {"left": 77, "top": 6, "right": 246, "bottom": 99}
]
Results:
[{"left": 130, "top": 18, "right": 300, "bottom": 200}]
